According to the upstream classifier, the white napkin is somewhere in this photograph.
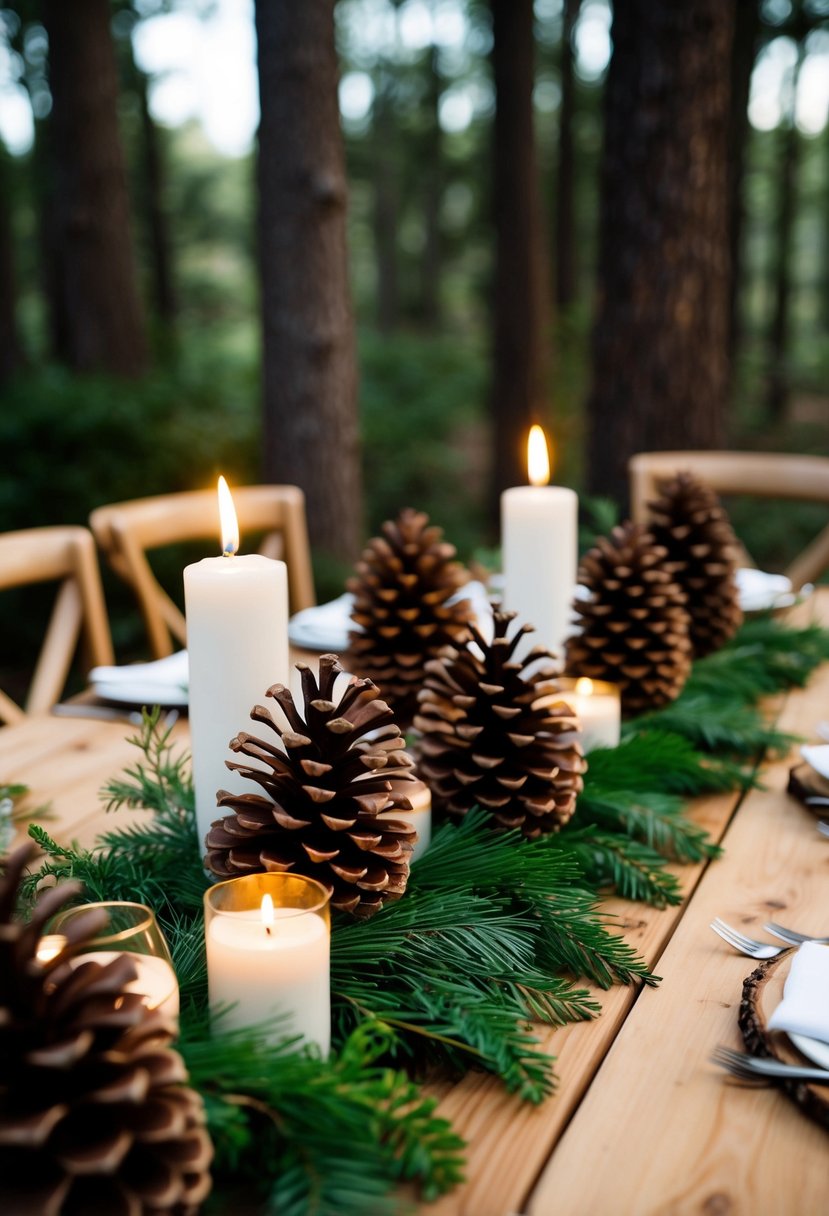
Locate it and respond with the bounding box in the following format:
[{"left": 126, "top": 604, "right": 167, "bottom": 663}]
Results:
[
  {"left": 735, "top": 568, "right": 794, "bottom": 613},
  {"left": 768, "top": 941, "right": 829, "bottom": 1043},
  {"left": 89, "top": 650, "right": 189, "bottom": 706},
  {"left": 801, "top": 744, "right": 829, "bottom": 782},
  {"left": 287, "top": 581, "right": 495, "bottom": 652}
]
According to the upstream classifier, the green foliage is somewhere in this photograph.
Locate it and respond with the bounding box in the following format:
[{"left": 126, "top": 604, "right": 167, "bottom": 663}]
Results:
[{"left": 180, "top": 1018, "right": 465, "bottom": 1215}]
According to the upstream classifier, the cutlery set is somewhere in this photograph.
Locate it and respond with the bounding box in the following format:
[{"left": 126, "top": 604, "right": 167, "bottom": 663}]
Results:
[{"left": 710, "top": 916, "right": 829, "bottom": 1086}]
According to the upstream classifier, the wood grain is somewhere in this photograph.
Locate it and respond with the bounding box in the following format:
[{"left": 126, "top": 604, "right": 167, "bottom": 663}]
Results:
[{"left": 526, "top": 594, "right": 829, "bottom": 1216}]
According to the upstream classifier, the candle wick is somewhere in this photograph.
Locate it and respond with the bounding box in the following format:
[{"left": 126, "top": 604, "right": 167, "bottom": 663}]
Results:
[{"left": 265, "top": 926, "right": 272, "bottom": 936}]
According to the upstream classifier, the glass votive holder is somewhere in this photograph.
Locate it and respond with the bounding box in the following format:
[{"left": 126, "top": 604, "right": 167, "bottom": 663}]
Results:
[
  {"left": 44, "top": 901, "right": 179, "bottom": 1018},
  {"left": 552, "top": 677, "right": 622, "bottom": 752},
  {"left": 204, "top": 872, "right": 331, "bottom": 1055}
]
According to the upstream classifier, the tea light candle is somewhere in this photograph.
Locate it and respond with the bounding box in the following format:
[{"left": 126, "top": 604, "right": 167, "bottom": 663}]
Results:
[
  {"left": 555, "top": 677, "right": 621, "bottom": 752},
  {"left": 184, "top": 477, "right": 290, "bottom": 848},
  {"left": 501, "top": 425, "right": 577, "bottom": 661},
  {"left": 204, "top": 875, "right": 331, "bottom": 1055}
]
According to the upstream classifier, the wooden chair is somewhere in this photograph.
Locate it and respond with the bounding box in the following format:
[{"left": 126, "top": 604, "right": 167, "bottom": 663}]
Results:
[
  {"left": 89, "top": 485, "right": 316, "bottom": 658},
  {"left": 0, "top": 526, "right": 115, "bottom": 724},
  {"left": 629, "top": 451, "right": 829, "bottom": 589}
]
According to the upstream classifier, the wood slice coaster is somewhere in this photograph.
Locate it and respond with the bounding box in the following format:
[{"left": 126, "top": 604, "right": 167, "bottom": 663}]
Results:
[
  {"left": 738, "top": 949, "right": 829, "bottom": 1130},
  {"left": 787, "top": 763, "right": 829, "bottom": 811}
]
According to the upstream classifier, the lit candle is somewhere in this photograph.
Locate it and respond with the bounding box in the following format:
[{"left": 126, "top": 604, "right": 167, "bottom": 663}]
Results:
[
  {"left": 204, "top": 874, "right": 331, "bottom": 1054},
  {"left": 379, "top": 778, "right": 432, "bottom": 863},
  {"left": 184, "top": 477, "right": 290, "bottom": 849},
  {"left": 501, "top": 425, "right": 578, "bottom": 661},
  {"left": 36, "top": 937, "right": 180, "bottom": 1018},
  {"left": 554, "top": 677, "right": 621, "bottom": 752}
]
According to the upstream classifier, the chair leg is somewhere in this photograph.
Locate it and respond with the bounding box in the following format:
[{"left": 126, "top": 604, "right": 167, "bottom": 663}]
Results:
[{"left": 26, "top": 580, "right": 83, "bottom": 715}]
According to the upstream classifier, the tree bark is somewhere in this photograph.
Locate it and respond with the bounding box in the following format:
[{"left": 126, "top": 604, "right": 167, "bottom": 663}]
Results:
[
  {"left": 0, "top": 150, "right": 23, "bottom": 384},
  {"left": 255, "top": 0, "right": 362, "bottom": 562},
  {"left": 489, "top": 0, "right": 552, "bottom": 521},
  {"left": 727, "top": 0, "right": 761, "bottom": 364},
  {"left": 135, "top": 64, "right": 177, "bottom": 330},
  {"left": 555, "top": 0, "right": 580, "bottom": 308},
  {"left": 42, "top": 0, "right": 149, "bottom": 376},
  {"left": 586, "top": 0, "right": 734, "bottom": 511},
  {"left": 766, "top": 36, "right": 805, "bottom": 421},
  {"left": 418, "top": 43, "right": 443, "bottom": 327}
]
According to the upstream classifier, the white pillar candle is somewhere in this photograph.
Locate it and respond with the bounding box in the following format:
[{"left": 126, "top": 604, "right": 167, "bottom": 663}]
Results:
[
  {"left": 501, "top": 425, "right": 578, "bottom": 662},
  {"left": 184, "top": 478, "right": 290, "bottom": 849},
  {"left": 206, "top": 897, "right": 330, "bottom": 1054},
  {"left": 380, "top": 779, "right": 432, "bottom": 863},
  {"left": 555, "top": 677, "right": 621, "bottom": 752}
]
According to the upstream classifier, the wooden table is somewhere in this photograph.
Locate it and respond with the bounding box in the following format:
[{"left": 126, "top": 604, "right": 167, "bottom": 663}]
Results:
[{"left": 4, "top": 594, "right": 829, "bottom": 1215}]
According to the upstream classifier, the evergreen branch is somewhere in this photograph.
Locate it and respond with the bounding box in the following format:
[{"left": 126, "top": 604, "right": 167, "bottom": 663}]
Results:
[
  {"left": 631, "top": 696, "right": 793, "bottom": 757},
  {"left": 583, "top": 732, "right": 751, "bottom": 796},
  {"left": 576, "top": 787, "right": 719, "bottom": 864},
  {"left": 559, "top": 828, "right": 683, "bottom": 908},
  {"left": 179, "top": 1017, "right": 466, "bottom": 1214}
]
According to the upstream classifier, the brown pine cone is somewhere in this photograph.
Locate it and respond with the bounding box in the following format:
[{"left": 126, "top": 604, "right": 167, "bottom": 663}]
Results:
[
  {"left": 0, "top": 844, "right": 212, "bottom": 1216},
  {"left": 414, "top": 609, "right": 586, "bottom": 837},
  {"left": 647, "top": 470, "right": 743, "bottom": 656},
  {"left": 205, "top": 654, "right": 418, "bottom": 918},
  {"left": 347, "top": 508, "right": 476, "bottom": 728},
  {"left": 565, "top": 521, "right": 693, "bottom": 716}
]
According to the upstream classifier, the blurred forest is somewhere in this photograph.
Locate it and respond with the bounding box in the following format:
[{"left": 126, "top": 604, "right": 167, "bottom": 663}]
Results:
[{"left": 1, "top": 0, "right": 829, "bottom": 653}]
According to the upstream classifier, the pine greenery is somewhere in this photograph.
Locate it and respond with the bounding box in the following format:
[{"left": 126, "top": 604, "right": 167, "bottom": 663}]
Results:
[{"left": 14, "top": 616, "right": 829, "bottom": 1213}]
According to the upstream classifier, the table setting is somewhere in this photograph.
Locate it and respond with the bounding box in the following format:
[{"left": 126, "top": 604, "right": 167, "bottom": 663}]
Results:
[{"left": 4, "top": 441, "right": 829, "bottom": 1216}]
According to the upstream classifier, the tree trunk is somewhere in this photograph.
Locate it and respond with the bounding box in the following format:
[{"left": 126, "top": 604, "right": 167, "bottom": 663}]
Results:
[
  {"left": 135, "top": 64, "right": 177, "bottom": 330},
  {"left": 0, "top": 150, "right": 23, "bottom": 384},
  {"left": 255, "top": 0, "right": 362, "bottom": 563},
  {"left": 585, "top": 0, "right": 734, "bottom": 511},
  {"left": 418, "top": 43, "right": 443, "bottom": 327},
  {"left": 31, "top": 116, "right": 71, "bottom": 364},
  {"left": 766, "top": 37, "right": 805, "bottom": 421},
  {"left": 372, "top": 75, "right": 400, "bottom": 333},
  {"left": 727, "top": 0, "right": 761, "bottom": 364},
  {"left": 555, "top": 0, "right": 580, "bottom": 308},
  {"left": 489, "top": 0, "right": 552, "bottom": 522},
  {"left": 42, "top": 0, "right": 148, "bottom": 376}
]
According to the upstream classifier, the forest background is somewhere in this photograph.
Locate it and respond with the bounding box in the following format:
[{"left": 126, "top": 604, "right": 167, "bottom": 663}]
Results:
[{"left": 0, "top": 0, "right": 828, "bottom": 663}]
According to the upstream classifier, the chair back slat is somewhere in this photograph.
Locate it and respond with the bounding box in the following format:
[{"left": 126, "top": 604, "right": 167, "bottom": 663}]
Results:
[{"left": 90, "top": 485, "right": 315, "bottom": 658}]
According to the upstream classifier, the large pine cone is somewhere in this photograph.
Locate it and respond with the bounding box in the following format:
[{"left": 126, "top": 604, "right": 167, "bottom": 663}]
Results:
[
  {"left": 647, "top": 471, "right": 743, "bottom": 656},
  {"left": 565, "top": 521, "right": 693, "bottom": 717},
  {"left": 205, "top": 655, "right": 418, "bottom": 918},
  {"left": 347, "top": 508, "right": 476, "bottom": 728},
  {"left": 414, "top": 609, "right": 586, "bottom": 837},
  {"left": 0, "top": 844, "right": 212, "bottom": 1216}
]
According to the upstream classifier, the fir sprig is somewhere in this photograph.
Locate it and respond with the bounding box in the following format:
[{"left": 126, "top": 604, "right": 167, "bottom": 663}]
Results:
[{"left": 179, "top": 1017, "right": 465, "bottom": 1214}]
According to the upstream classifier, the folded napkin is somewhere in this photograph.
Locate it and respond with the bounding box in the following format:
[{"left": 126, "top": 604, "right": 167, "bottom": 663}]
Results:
[
  {"left": 768, "top": 941, "right": 829, "bottom": 1043},
  {"left": 89, "top": 650, "right": 189, "bottom": 706},
  {"left": 801, "top": 744, "right": 829, "bottom": 782},
  {"left": 288, "top": 582, "right": 495, "bottom": 652},
  {"left": 735, "top": 568, "right": 794, "bottom": 613}
]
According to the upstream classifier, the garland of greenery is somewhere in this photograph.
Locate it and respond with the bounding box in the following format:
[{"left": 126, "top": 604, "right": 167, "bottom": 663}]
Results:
[{"left": 14, "top": 613, "right": 829, "bottom": 1215}]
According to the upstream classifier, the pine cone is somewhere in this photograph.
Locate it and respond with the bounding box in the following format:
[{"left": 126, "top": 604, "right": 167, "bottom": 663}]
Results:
[
  {"left": 347, "top": 508, "right": 476, "bottom": 728},
  {"left": 205, "top": 655, "right": 418, "bottom": 918},
  {"left": 0, "top": 844, "right": 212, "bottom": 1216},
  {"left": 647, "top": 471, "right": 743, "bottom": 656},
  {"left": 565, "top": 521, "right": 693, "bottom": 717},
  {"left": 414, "top": 610, "right": 586, "bottom": 837}
]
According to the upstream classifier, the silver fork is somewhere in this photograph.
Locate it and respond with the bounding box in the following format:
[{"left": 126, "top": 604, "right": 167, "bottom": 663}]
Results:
[
  {"left": 712, "top": 1045, "right": 829, "bottom": 1086},
  {"left": 709, "top": 918, "right": 788, "bottom": 959},
  {"left": 764, "top": 921, "right": 829, "bottom": 947}
]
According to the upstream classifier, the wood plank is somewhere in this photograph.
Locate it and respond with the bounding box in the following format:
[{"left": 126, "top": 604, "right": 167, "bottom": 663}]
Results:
[{"left": 526, "top": 606, "right": 829, "bottom": 1216}]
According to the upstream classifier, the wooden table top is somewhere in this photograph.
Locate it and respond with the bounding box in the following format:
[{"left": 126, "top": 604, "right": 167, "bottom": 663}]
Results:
[{"left": 4, "top": 593, "right": 829, "bottom": 1215}]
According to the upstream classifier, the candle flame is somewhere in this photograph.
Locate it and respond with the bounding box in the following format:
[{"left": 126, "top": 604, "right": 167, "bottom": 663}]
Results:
[
  {"left": 218, "top": 475, "right": 239, "bottom": 557},
  {"left": 575, "top": 678, "right": 594, "bottom": 696},
  {"left": 261, "top": 893, "right": 275, "bottom": 928},
  {"left": 527, "top": 425, "right": 551, "bottom": 487}
]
